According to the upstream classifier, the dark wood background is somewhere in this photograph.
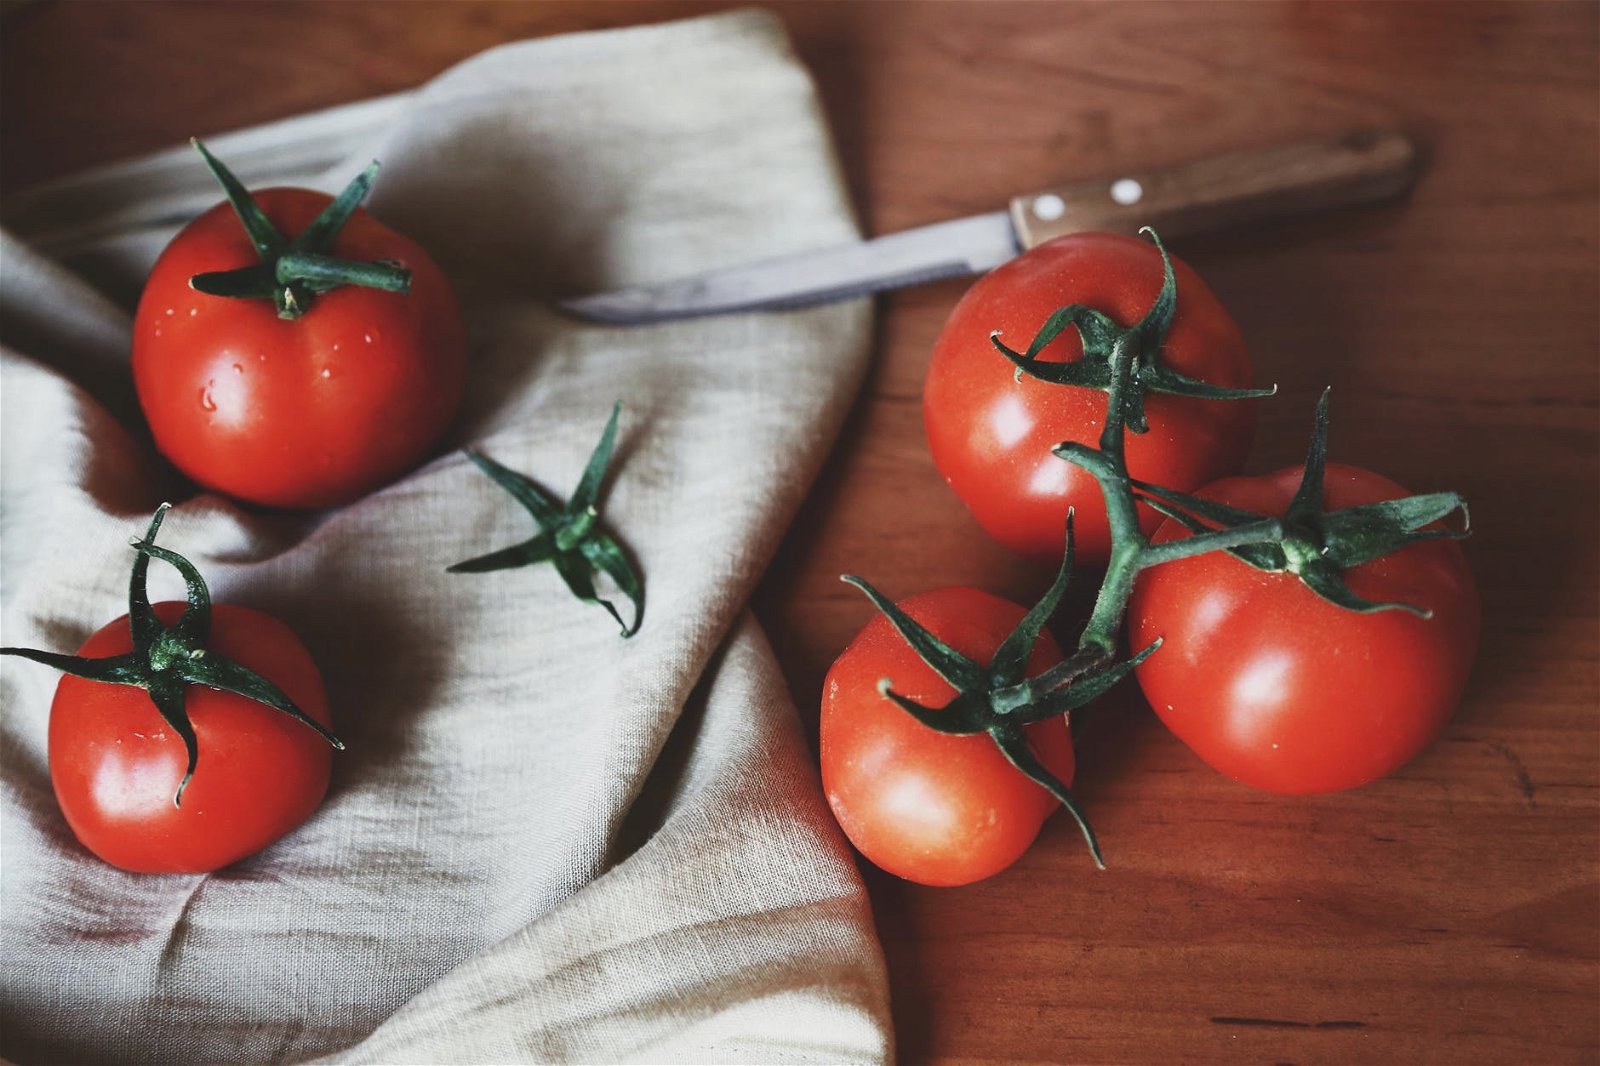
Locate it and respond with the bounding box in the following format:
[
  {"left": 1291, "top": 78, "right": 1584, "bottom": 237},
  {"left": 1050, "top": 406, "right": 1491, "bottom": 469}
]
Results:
[{"left": 5, "top": 2, "right": 1596, "bottom": 1063}]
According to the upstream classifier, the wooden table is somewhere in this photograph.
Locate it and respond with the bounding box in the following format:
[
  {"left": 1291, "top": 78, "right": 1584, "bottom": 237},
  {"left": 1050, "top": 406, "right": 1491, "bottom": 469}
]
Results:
[{"left": 5, "top": 2, "right": 1596, "bottom": 1063}]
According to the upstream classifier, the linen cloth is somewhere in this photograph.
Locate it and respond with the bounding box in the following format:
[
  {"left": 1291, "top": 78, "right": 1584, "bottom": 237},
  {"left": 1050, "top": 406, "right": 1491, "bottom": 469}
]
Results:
[{"left": 0, "top": 11, "right": 891, "bottom": 1063}]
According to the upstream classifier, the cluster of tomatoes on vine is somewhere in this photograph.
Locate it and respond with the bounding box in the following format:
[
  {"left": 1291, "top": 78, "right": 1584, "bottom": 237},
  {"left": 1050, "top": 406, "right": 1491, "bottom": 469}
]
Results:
[
  {"left": 4, "top": 145, "right": 641, "bottom": 874},
  {"left": 819, "top": 230, "right": 1480, "bottom": 887}
]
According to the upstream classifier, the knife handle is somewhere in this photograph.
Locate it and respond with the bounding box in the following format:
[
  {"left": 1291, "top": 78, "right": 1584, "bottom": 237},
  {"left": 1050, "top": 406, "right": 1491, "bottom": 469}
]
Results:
[{"left": 1009, "top": 129, "right": 1417, "bottom": 248}]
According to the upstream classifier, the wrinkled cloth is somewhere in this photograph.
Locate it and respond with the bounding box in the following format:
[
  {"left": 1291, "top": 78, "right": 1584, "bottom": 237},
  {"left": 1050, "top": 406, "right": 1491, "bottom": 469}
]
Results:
[{"left": 0, "top": 11, "right": 890, "bottom": 1064}]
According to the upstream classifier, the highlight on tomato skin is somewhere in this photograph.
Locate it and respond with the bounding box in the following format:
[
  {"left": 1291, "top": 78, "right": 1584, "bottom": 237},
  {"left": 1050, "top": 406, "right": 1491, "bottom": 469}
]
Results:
[
  {"left": 819, "top": 587, "right": 1078, "bottom": 887},
  {"left": 923, "top": 231, "right": 1259, "bottom": 565},
  {"left": 1126, "top": 463, "right": 1482, "bottom": 796}
]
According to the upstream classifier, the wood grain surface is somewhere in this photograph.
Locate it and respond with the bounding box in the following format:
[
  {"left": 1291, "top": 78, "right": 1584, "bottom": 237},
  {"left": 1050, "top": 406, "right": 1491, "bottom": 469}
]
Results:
[{"left": 4, "top": 2, "right": 1596, "bottom": 1063}]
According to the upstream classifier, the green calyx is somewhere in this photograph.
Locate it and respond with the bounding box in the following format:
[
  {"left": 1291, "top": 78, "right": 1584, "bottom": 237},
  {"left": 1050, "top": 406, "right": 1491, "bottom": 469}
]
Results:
[
  {"left": 989, "top": 227, "right": 1275, "bottom": 433},
  {"left": 187, "top": 139, "right": 411, "bottom": 320},
  {"left": 1130, "top": 389, "right": 1471, "bottom": 616},
  {"left": 449, "top": 402, "right": 645, "bottom": 638},
  {"left": 842, "top": 516, "right": 1158, "bottom": 870},
  {"left": 0, "top": 504, "right": 343, "bottom": 807}
]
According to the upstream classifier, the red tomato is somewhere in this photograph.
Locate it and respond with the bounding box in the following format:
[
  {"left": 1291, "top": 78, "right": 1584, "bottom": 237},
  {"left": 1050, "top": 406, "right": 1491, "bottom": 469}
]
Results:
[
  {"left": 1127, "top": 463, "right": 1480, "bottom": 794},
  {"left": 924, "top": 232, "right": 1257, "bottom": 563},
  {"left": 48, "top": 601, "right": 334, "bottom": 873},
  {"left": 132, "top": 189, "right": 466, "bottom": 509},
  {"left": 820, "top": 587, "right": 1078, "bottom": 886}
]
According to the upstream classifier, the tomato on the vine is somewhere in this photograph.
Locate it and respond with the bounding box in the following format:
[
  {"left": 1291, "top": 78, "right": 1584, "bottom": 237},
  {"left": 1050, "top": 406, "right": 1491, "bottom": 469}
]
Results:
[
  {"left": 132, "top": 147, "right": 466, "bottom": 510},
  {"left": 820, "top": 586, "right": 1079, "bottom": 887},
  {"left": 924, "top": 232, "right": 1258, "bottom": 563},
  {"left": 48, "top": 601, "right": 335, "bottom": 873},
  {"left": 1126, "top": 462, "right": 1481, "bottom": 794}
]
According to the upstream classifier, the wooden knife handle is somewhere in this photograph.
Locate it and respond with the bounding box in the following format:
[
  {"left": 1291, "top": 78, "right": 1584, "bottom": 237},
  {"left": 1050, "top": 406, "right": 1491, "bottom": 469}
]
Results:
[{"left": 1009, "top": 129, "right": 1418, "bottom": 247}]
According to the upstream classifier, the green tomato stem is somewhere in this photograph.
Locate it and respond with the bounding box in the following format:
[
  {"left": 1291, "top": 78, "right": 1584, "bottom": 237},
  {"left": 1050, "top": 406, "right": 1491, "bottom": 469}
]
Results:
[
  {"left": 1138, "top": 518, "right": 1288, "bottom": 568},
  {"left": 190, "top": 140, "right": 411, "bottom": 320},
  {"left": 275, "top": 252, "right": 411, "bottom": 294}
]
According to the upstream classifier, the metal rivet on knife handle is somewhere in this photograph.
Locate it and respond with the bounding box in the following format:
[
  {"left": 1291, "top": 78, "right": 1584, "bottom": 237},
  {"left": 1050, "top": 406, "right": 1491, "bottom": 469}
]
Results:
[
  {"left": 1032, "top": 193, "right": 1067, "bottom": 222},
  {"left": 1009, "top": 128, "right": 1418, "bottom": 248},
  {"left": 1110, "top": 179, "right": 1144, "bottom": 206}
]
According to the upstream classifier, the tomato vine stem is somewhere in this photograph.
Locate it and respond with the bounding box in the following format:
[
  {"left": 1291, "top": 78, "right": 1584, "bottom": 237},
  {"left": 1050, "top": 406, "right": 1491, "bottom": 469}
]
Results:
[
  {"left": 846, "top": 226, "right": 1472, "bottom": 868},
  {"left": 1030, "top": 229, "right": 1471, "bottom": 662}
]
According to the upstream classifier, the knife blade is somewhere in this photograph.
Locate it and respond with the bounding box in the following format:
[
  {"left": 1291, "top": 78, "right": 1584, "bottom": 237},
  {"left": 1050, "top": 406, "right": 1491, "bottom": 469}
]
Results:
[{"left": 560, "top": 129, "right": 1416, "bottom": 326}]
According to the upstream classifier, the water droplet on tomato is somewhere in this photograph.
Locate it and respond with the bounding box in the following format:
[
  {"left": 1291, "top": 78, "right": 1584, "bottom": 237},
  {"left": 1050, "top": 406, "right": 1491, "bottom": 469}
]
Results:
[
  {"left": 164, "top": 307, "right": 175, "bottom": 317},
  {"left": 200, "top": 384, "right": 217, "bottom": 411},
  {"left": 189, "top": 308, "right": 199, "bottom": 317},
  {"left": 320, "top": 367, "right": 333, "bottom": 379},
  {"left": 232, "top": 364, "right": 244, "bottom": 375}
]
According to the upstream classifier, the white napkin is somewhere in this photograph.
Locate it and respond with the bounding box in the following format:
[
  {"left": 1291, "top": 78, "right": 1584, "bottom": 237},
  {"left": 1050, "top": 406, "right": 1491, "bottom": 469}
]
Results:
[{"left": 0, "top": 10, "right": 891, "bottom": 1063}]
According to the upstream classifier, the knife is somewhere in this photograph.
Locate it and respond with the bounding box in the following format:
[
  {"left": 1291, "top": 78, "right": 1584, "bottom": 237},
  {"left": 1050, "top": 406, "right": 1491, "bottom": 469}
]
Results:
[{"left": 559, "top": 129, "right": 1416, "bottom": 325}]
